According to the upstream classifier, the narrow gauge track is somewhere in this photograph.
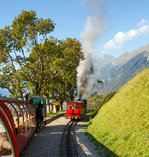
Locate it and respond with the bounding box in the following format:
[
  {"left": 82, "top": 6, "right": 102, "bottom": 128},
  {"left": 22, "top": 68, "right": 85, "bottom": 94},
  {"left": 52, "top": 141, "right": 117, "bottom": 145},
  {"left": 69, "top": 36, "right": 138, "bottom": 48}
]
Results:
[{"left": 60, "top": 120, "right": 80, "bottom": 157}]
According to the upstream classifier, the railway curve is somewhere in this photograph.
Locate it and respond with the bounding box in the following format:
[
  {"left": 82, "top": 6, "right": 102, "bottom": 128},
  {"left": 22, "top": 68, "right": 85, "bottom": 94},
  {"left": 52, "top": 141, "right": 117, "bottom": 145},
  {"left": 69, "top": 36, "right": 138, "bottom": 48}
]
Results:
[{"left": 60, "top": 120, "right": 80, "bottom": 157}]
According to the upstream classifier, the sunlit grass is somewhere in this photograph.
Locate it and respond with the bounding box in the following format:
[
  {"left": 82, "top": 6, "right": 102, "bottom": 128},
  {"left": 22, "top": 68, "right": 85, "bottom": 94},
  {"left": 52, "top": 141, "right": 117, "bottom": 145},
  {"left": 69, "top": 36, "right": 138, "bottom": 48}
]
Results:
[
  {"left": 46, "top": 110, "right": 65, "bottom": 117},
  {"left": 87, "top": 69, "right": 149, "bottom": 157}
]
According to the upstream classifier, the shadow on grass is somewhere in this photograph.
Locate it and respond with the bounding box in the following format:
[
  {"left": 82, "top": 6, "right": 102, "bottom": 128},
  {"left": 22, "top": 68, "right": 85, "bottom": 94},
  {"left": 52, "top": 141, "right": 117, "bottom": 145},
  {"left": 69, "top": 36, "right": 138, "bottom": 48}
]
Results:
[{"left": 84, "top": 132, "right": 119, "bottom": 157}]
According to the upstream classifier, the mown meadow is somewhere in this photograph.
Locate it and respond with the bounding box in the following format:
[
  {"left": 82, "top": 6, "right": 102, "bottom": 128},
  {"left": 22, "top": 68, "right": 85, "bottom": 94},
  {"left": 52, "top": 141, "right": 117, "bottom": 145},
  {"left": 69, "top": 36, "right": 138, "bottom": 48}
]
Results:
[{"left": 87, "top": 69, "right": 149, "bottom": 157}]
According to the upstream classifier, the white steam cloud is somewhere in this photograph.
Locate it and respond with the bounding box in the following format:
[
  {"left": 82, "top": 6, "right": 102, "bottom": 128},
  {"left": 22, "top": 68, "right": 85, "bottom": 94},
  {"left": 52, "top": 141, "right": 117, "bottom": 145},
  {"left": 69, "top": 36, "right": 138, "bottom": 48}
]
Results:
[
  {"left": 77, "top": 0, "right": 105, "bottom": 99},
  {"left": 80, "top": 16, "right": 105, "bottom": 54},
  {"left": 103, "top": 19, "right": 149, "bottom": 50}
]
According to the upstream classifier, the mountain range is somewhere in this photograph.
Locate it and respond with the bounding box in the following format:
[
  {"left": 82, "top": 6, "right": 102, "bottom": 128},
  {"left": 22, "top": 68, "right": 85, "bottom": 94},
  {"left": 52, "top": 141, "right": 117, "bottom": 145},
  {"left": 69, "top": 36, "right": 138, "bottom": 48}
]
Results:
[{"left": 97, "top": 44, "right": 149, "bottom": 94}]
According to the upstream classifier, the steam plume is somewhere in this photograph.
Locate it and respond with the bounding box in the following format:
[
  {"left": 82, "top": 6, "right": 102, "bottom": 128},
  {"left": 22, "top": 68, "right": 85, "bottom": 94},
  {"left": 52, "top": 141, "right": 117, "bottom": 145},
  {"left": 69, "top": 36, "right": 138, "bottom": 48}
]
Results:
[{"left": 77, "top": 0, "right": 105, "bottom": 99}]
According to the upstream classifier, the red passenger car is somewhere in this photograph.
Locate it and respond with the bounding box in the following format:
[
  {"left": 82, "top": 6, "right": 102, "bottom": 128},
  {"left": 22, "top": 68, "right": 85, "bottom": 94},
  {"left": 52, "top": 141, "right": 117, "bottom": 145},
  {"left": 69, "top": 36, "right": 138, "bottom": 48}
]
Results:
[
  {"left": 0, "top": 98, "right": 36, "bottom": 156},
  {"left": 66, "top": 101, "right": 85, "bottom": 119}
]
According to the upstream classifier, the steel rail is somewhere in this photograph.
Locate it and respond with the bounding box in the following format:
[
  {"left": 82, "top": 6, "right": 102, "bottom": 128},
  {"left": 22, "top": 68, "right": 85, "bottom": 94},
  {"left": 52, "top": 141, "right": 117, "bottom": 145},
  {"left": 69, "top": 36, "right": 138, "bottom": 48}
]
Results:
[
  {"left": 60, "top": 120, "right": 72, "bottom": 157},
  {"left": 66, "top": 121, "right": 74, "bottom": 157},
  {"left": 60, "top": 120, "right": 80, "bottom": 157},
  {"left": 72, "top": 121, "right": 80, "bottom": 157}
]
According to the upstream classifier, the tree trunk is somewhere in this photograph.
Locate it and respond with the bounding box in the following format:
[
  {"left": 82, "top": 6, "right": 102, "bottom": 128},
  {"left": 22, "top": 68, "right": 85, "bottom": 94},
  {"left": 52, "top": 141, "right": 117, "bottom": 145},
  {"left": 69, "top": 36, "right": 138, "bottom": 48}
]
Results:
[
  {"left": 46, "top": 90, "right": 51, "bottom": 112},
  {"left": 51, "top": 104, "right": 54, "bottom": 112},
  {"left": 60, "top": 100, "right": 64, "bottom": 111},
  {"left": 36, "top": 84, "right": 41, "bottom": 96}
]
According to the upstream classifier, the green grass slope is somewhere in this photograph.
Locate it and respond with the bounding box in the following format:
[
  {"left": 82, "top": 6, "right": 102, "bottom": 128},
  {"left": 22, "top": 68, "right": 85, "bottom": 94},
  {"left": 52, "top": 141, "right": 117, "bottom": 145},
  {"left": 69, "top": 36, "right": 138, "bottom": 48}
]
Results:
[{"left": 87, "top": 69, "right": 149, "bottom": 157}]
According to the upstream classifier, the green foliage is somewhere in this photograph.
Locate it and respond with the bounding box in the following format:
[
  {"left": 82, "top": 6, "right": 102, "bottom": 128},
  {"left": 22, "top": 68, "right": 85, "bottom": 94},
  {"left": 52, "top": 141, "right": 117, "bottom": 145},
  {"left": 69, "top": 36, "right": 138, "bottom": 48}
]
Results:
[
  {"left": 87, "top": 94, "right": 105, "bottom": 111},
  {"left": 87, "top": 92, "right": 116, "bottom": 111},
  {"left": 24, "top": 38, "right": 59, "bottom": 95},
  {"left": 42, "top": 38, "right": 84, "bottom": 109},
  {"left": 0, "top": 10, "right": 84, "bottom": 104},
  {"left": 87, "top": 69, "right": 149, "bottom": 157},
  {"left": 0, "top": 10, "right": 55, "bottom": 98},
  {"left": 0, "top": 65, "right": 28, "bottom": 99}
]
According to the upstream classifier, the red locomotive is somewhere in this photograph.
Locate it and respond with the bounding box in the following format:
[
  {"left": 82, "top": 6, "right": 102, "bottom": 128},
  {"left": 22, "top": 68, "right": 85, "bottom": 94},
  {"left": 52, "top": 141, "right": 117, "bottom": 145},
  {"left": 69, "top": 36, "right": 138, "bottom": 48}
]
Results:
[{"left": 66, "top": 100, "right": 86, "bottom": 119}]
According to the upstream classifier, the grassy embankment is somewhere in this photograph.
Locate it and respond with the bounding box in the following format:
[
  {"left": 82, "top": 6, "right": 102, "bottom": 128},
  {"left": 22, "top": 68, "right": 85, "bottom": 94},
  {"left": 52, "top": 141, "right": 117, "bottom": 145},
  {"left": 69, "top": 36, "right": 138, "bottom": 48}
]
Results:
[{"left": 87, "top": 69, "right": 149, "bottom": 157}]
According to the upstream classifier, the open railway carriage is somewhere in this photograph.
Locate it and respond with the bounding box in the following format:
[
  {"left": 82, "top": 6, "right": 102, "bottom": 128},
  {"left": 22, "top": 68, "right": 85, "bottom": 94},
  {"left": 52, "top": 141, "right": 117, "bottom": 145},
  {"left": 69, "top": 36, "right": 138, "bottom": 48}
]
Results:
[
  {"left": 66, "top": 101, "right": 86, "bottom": 119},
  {"left": 0, "top": 98, "right": 36, "bottom": 156}
]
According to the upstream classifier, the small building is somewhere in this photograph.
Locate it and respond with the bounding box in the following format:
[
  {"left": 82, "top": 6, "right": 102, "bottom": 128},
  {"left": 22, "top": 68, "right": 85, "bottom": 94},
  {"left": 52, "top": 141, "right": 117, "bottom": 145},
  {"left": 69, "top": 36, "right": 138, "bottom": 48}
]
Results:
[{"left": 50, "top": 101, "right": 61, "bottom": 113}]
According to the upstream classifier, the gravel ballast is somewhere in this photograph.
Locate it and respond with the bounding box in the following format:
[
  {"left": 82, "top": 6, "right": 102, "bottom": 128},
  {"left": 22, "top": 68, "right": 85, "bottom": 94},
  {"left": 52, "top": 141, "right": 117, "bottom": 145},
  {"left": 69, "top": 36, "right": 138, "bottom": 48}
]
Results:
[{"left": 20, "top": 117, "right": 99, "bottom": 157}]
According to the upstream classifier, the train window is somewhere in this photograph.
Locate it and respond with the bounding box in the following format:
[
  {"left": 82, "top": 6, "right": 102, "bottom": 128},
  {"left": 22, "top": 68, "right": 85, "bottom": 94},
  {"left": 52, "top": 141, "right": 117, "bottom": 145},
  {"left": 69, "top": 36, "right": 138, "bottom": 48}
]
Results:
[
  {"left": 25, "top": 104, "right": 33, "bottom": 120},
  {"left": 12, "top": 102, "right": 25, "bottom": 126},
  {"left": 67, "top": 103, "right": 71, "bottom": 109},
  {"left": 0, "top": 120, "right": 5, "bottom": 133},
  {"left": 26, "top": 104, "right": 33, "bottom": 114},
  {"left": 0, "top": 106, "right": 14, "bottom": 135},
  {"left": 76, "top": 104, "right": 80, "bottom": 109},
  {"left": 71, "top": 103, "right": 76, "bottom": 109},
  {"left": 17, "top": 103, "right": 27, "bottom": 124},
  {"left": 69, "top": 103, "right": 79, "bottom": 109},
  {"left": 21, "top": 103, "right": 30, "bottom": 121},
  {"left": 5, "top": 103, "right": 19, "bottom": 127},
  {"left": 71, "top": 104, "right": 75, "bottom": 109},
  {"left": 5, "top": 103, "right": 17, "bottom": 116},
  {"left": 0, "top": 117, "right": 15, "bottom": 157}
]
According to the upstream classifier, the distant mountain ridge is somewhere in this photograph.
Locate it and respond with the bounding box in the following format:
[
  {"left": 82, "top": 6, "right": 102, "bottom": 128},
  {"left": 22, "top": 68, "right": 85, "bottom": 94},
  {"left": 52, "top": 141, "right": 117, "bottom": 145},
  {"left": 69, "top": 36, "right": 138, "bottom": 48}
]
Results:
[
  {"left": 114, "top": 44, "right": 149, "bottom": 66},
  {"left": 98, "top": 44, "right": 149, "bottom": 93}
]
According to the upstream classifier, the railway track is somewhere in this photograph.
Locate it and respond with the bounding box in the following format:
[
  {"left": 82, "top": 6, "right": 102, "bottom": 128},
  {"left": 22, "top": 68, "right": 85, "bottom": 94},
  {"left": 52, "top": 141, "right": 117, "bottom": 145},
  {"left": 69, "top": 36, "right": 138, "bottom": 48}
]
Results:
[{"left": 60, "top": 120, "right": 80, "bottom": 157}]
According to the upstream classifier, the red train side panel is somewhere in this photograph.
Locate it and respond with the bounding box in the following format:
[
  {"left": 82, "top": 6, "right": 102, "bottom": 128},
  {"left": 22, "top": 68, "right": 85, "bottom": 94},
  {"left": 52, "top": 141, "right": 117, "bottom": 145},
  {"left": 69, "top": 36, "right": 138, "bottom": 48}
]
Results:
[
  {"left": 0, "top": 100, "right": 19, "bottom": 157},
  {"left": 0, "top": 98, "right": 36, "bottom": 155},
  {"left": 66, "top": 101, "right": 85, "bottom": 119}
]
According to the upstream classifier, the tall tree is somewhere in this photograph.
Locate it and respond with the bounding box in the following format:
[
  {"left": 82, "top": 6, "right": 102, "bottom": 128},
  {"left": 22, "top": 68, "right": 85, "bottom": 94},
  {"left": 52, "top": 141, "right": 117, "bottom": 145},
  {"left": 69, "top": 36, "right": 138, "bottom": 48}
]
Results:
[
  {"left": 0, "top": 10, "right": 55, "bottom": 98},
  {"left": 45, "top": 38, "right": 84, "bottom": 110},
  {"left": 24, "top": 38, "right": 60, "bottom": 95}
]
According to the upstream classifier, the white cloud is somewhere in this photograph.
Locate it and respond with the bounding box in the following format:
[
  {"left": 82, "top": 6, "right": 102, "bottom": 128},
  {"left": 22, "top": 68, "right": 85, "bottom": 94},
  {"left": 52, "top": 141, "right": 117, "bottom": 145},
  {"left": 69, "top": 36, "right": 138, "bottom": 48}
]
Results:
[
  {"left": 103, "top": 19, "right": 149, "bottom": 51},
  {"left": 137, "top": 19, "right": 149, "bottom": 27}
]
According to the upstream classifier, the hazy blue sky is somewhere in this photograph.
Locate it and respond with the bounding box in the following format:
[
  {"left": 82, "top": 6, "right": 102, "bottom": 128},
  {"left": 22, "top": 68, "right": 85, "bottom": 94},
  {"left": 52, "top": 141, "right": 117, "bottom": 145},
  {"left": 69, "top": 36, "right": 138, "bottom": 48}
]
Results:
[{"left": 0, "top": 0, "right": 149, "bottom": 57}]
